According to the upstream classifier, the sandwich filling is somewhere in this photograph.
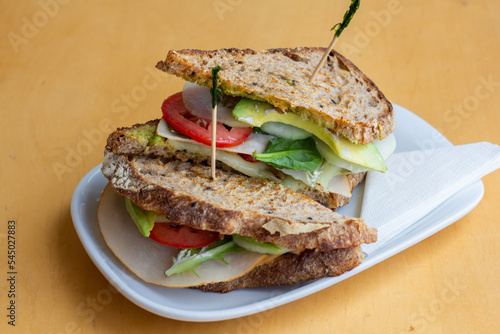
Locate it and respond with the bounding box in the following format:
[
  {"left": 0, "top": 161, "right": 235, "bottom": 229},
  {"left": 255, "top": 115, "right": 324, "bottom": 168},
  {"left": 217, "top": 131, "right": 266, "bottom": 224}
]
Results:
[
  {"left": 155, "top": 82, "right": 396, "bottom": 198},
  {"left": 100, "top": 184, "right": 296, "bottom": 286},
  {"left": 98, "top": 184, "right": 283, "bottom": 287},
  {"left": 110, "top": 81, "right": 394, "bottom": 282},
  {"left": 124, "top": 194, "right": 291, "bottom": 279}
]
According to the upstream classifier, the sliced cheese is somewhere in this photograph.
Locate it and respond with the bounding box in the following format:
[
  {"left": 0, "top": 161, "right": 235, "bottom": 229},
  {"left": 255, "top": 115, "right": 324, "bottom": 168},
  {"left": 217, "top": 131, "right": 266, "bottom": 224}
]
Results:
[{"left": 98, "top": 184, "right": 273, "bottom": 288}]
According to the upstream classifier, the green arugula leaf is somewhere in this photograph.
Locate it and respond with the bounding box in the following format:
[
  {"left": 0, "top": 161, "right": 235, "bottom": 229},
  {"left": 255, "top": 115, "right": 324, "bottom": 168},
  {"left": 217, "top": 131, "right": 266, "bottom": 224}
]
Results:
[{"left": 253, "top": 137, "right": 323, "bottom": 171}]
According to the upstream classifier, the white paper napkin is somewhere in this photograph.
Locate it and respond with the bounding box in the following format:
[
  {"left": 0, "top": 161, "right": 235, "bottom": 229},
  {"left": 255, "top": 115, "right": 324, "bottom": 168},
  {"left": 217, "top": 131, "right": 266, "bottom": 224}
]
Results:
[{"left": 360, "top": 142, "right": 500, "bottom": 254}]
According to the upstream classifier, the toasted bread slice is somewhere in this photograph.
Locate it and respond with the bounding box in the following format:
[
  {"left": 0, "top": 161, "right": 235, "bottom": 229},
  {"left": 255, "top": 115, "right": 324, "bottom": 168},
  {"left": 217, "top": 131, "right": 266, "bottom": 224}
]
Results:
[
  {"left": 197, "top": 246, "right": 363, "bottom": 293},
  {"left": 102, "top": 151, "right": 376, "bottom": 251},
  {"left": 156, "top": 47, "right": 394, "bottom": 145},
  {"left": 105, "top": 120, "right": 365, "bottom": 209}
]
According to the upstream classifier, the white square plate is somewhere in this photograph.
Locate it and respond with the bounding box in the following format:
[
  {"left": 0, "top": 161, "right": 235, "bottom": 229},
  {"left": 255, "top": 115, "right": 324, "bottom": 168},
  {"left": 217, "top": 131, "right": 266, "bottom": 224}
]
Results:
[{"left": 71, "top": 104, "right": 484, "bottom": 322}]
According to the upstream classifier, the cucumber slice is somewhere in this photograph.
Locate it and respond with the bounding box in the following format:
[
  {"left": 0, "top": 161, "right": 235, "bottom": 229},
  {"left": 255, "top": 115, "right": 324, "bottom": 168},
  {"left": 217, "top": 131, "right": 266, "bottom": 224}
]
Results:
[
  {"left": 233, "top": 98, "right": 387, "bottom": 172},
  {"left": 260, "top": 122, "right": 312, "bottom": 140},
  {"left": 232, "top": 235, "right": 289, "bottom": 255}
]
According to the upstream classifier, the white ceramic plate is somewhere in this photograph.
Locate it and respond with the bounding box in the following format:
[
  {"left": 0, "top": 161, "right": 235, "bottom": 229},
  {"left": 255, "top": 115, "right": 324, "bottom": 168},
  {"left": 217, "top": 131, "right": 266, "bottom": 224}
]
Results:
[{"left": 71, "top": 104, "right": 484, "bottom": 322}]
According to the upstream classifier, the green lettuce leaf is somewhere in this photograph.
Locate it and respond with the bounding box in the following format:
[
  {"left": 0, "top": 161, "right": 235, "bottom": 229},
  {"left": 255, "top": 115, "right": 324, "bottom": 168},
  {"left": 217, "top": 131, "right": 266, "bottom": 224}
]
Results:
[
  {"left": 124, "top": 198, "right": 156, "bottom": 237},
  {"left": 253, "top": 137, "right": 323, "bottom": 171},
  {"left": 165, "top": 239, "right": 247, "bottom": 277}
]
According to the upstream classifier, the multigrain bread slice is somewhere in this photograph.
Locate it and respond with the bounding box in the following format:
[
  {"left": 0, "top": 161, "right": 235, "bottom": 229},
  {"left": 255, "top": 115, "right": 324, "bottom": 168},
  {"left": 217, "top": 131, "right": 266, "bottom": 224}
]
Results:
[
  {"left": 156, "top": 47, "right": 394, "bottom": 145},
  {"left": 197, "top": 246, "right": 363, "bottom": 293},
  {"left": 104, "top": 119, "right": 366, "bottom": 209},
  {"left": 102, "top": 152, "right": 377, "bottom": 251}
]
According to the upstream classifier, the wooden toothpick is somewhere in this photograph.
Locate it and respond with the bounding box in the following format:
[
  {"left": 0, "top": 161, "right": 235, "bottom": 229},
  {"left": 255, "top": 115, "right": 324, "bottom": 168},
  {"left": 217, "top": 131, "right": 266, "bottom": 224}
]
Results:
[
  {"left": 210, "top": 66, "right": 222, "bottom": 180},
  {"left": 211, "top": 103, "right": 217, "bottom": 179},
  {"left": 309, "top": 35, "right": 339, "bottom": 83},
  {"left": 309, "top": 0, "right": 360, "bottom": 83}
]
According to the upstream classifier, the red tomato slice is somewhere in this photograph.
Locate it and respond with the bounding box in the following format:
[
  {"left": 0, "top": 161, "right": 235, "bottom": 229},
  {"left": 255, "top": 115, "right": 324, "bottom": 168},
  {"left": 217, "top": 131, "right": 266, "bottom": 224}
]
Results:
[
  {"left": 161, "top": 92, "right": 252, "bottom": 148},
  {"left": 149, "top": 223, "right": 220, "bottom": 249}
]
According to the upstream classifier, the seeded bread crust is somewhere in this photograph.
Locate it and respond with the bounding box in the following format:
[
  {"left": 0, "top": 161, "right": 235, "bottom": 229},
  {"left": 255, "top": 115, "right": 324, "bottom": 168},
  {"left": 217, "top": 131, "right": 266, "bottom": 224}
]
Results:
[
  {"left": 102, "top": 151, "right": 376, "bottom": 251},
  {"left": 105, "top": 119, "right": 365, "bottom": 209},
  {"left": 197, "top": 246, "right": 363, "bottom": 293},
  {"left": 156, "top": 47, "right": 394, "bottom": 145}
]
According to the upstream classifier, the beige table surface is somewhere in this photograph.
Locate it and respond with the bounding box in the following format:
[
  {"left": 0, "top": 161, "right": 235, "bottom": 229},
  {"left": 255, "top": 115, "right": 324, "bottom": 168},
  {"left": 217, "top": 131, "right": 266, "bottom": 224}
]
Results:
[{"left": 1, "top": 0, "right": 499, "bottom": 333}]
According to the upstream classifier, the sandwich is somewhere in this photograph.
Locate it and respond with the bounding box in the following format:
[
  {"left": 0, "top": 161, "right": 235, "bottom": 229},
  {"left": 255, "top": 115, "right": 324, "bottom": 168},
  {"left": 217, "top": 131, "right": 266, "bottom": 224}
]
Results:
[{"left": 98, "top": 47, "right": 396, "bottom": 293}]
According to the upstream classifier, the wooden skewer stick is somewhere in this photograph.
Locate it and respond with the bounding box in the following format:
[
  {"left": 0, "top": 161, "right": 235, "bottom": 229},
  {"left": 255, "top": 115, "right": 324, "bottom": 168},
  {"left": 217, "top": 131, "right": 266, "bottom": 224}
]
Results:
[
  {"left": 209, "top": 65, "right": 222, "bottom": 180},
  {"left": 309, "top": 0, "right": 360, "bottom": 83},
  {"left": 211, "top": 104, "right": 217, "bottom": 179},
  {"left": 309, "top": 35, "right": 339, "bottom": 83}
]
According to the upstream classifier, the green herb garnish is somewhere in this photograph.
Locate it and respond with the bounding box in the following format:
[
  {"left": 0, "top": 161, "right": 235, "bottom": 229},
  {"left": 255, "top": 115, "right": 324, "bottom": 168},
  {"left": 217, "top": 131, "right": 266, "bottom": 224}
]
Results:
[
  {"left": 210, "top": 66, "right": 222, "bottom": 109},
  {"left": 331, "top": 0, "right": 360, "bottom": 38}
]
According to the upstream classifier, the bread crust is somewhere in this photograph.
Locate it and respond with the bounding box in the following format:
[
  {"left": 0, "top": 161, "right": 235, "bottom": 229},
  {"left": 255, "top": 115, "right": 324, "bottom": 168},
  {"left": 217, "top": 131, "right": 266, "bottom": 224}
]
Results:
[
  {"left": 102, "top": 152, "right": 376, "bottom": 251},
  {"left": 197, "top": 246, "right": 363, "bottom": 293},
  {"left": 156, "top": 47, "right": 395, "bottom": 144}
]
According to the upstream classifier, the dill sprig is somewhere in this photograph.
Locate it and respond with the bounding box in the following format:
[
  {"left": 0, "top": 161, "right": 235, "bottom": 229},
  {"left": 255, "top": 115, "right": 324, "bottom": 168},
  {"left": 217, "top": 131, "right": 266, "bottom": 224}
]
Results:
[
  {"left": 331, "top": 0, "right": 360, "bottom": 38},
  {"left": 210, "top": 66, "right": 222, "bottom": 109}
]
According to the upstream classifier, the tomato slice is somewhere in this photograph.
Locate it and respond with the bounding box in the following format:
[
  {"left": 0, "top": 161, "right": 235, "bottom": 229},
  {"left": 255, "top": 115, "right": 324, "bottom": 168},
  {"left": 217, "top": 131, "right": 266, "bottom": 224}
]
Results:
[
  {"left": 161, "top": 92, "right": 252, "bottom": 148},
  {"left": 149, "top": 223, "right": 220, "bottom": 249}
]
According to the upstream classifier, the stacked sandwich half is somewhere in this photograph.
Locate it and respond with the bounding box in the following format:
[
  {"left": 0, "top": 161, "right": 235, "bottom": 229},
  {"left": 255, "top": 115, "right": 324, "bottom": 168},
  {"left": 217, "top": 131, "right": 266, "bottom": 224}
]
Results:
[{"left": 99, "top": 47, "right": 396, "bottom": 292}]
